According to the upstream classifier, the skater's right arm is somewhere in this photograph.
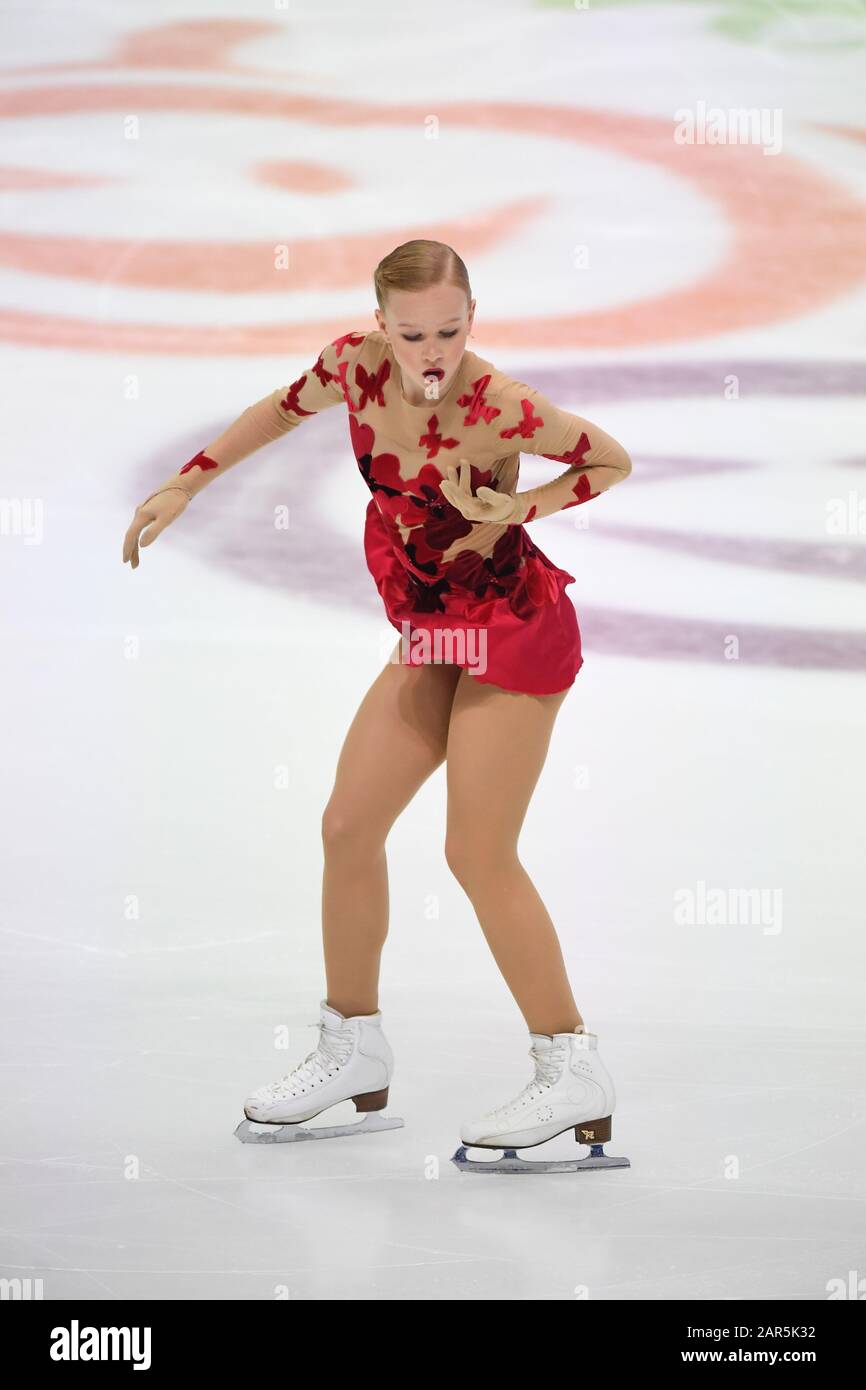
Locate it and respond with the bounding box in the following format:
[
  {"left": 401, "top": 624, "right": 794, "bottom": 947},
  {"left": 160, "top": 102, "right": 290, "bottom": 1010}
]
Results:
[{"left": 122, "top": 332, "right": 367, "bottom": 569}]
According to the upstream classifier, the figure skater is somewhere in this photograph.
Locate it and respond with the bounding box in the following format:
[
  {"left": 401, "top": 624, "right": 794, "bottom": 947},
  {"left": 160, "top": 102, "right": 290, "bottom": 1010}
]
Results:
[{"left": 122, "top": 240, "right": 633, "bottom": 1173}]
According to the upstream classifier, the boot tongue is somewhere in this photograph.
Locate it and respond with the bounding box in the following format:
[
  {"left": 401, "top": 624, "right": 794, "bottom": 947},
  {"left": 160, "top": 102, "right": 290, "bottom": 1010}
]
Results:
[
  {"left": 529, "top": 1035, "right": 565, "bottom": 1087},
  {"left": 529, "top": 1034, "right": 564, "bottom": 1063}
]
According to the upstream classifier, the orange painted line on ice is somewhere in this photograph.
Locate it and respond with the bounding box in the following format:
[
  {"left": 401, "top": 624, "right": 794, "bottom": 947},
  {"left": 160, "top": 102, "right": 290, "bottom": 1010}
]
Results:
[{"left": 0, "top": 84, "right": 863, "bottom": 352}]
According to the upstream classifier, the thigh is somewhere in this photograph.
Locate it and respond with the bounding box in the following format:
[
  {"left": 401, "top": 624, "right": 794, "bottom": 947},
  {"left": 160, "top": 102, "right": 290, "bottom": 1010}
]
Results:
[
  {"left": 323, "top": 648, "right": 463, "bottom": 842},
  {"left": 445, "top": 671, "right": 570, "bottom": 854}
]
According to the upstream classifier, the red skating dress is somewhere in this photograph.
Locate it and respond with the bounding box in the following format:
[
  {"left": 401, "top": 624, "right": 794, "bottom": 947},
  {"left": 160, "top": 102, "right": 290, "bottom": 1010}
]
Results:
[{"left": 180, "top": 329, "right": 631, "bottom": 695}]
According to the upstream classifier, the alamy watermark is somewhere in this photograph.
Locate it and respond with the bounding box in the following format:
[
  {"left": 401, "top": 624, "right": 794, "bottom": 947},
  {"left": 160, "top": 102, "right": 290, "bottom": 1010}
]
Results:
[
  {"left": 390, "top": 620, "right": 488, "bottom": 676},
  {"left": 674, "top": 879, "right": 783, "bottom": 935},
  {"left": 49, "top": 1320, "right": 151, "bottom": 1370},
  {"left": 674, "top": 102, "right": 783, "bottom": 156},
  {"left": 0, "top": 497, "right": 43, "bottom": 544}
]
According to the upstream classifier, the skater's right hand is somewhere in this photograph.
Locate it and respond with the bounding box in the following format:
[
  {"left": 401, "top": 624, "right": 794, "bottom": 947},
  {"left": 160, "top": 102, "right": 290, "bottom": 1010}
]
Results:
[{"left": 123, "top": 487, "right": 191, "bottom": 570}]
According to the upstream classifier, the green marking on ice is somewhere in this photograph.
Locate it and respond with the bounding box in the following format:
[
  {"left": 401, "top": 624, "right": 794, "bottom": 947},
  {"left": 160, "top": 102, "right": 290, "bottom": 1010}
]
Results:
[{"left": 534, "top": 0, "right": 866, "bottom": 48}]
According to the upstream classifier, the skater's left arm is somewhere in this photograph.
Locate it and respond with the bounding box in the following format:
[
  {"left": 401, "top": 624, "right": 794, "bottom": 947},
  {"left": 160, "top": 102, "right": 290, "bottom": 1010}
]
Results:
[{"left": 441, "top": 384, "right": 631, "bottom": 525}]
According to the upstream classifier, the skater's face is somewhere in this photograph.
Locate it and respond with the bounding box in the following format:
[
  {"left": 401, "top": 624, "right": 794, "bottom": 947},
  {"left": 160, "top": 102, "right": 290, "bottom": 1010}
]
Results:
[{"left": 376, "top": 283, "right": 475, "bottom": 406}]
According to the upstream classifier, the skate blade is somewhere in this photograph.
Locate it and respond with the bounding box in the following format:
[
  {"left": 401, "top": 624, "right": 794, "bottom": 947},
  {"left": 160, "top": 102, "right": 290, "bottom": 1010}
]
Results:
[
  {"left": 451, "top": 1143, "right": 630, "bottom": 1174},
  {"left": 234, "top": 1112, "right": 404, "bottom": 1144}
]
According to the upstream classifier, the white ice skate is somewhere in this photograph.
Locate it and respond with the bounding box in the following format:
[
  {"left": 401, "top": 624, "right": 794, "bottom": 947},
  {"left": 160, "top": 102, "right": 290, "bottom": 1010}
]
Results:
[
  {"left": 451, "top": 1028, "right": 630, "bottom": 1174},
  {"left": 234, "top": 1000, "right": 404, "bottom": 1144}
]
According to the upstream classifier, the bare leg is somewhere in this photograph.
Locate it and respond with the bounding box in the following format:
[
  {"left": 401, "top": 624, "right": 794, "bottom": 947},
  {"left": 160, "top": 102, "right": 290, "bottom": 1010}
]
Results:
[
  {"left": 321, "top": 646, "right": 462, "bottom": 1017},
  {"left": 444, "top": 671, "right": 581, "bottom": 1036}
]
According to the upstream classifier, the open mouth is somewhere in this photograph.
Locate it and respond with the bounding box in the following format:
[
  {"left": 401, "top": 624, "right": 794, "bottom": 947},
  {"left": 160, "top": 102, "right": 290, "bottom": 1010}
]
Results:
[{"left": 423, "top": 368, "right": 445, "bottom": 381}]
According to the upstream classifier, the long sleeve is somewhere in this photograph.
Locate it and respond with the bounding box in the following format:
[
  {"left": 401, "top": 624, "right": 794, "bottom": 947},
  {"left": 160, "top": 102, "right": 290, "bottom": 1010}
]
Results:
[
  {"left": 148, "top": 331, "right": 368, "bottom": 500},
  {"left": 498, "top": 381, "right": 632, "bottom": 524}
]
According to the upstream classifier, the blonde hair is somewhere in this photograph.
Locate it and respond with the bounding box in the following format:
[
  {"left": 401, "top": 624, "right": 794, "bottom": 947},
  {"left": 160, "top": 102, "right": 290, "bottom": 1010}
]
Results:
[{"left": 374, "top": 240, "right": 472, "bottom": 314}]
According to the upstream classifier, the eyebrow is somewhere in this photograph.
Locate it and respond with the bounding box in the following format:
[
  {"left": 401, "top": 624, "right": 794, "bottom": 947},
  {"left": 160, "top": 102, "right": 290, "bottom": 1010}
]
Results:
[{"left": 396, "top": 318, "right": 463, "bottom": 327}]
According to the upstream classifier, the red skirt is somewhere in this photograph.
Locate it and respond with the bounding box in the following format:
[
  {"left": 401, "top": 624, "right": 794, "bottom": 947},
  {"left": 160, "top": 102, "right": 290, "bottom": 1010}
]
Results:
[{"left": 363, "top": 498, "right": 583, "bottom": 695}]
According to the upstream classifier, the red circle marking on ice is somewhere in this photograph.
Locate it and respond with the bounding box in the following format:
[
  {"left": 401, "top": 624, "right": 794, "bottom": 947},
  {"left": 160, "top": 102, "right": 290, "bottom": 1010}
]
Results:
[{"left": 0, "top": 29, "right": 864, "bottom": 351}]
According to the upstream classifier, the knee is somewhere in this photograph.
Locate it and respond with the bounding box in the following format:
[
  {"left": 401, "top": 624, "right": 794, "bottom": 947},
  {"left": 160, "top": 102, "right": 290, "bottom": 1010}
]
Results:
[
  {"left": 444, "top": 842, "right": 473, "bottom": 887},
  {"left": 321, "top": 802, "right": 384, "bottom": 857},
  {"left": 444, "top": 831, "right": 516, "bottom": 887}
]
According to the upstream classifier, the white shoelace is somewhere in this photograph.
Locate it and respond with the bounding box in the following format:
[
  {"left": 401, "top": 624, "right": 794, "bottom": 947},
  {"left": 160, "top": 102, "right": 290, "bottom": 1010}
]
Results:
[
  {"left": 486, "top": 1040, "right": 569, "bottom": 1121},
  {"left": 270, "top": 1021, "right": 355, "bottom": 1098}
]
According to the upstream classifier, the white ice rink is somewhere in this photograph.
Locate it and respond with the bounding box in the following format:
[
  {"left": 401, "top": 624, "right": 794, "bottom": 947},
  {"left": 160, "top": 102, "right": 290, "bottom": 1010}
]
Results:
[{"left": 1, "top": 0, "right": 865, "bottom": 1300}]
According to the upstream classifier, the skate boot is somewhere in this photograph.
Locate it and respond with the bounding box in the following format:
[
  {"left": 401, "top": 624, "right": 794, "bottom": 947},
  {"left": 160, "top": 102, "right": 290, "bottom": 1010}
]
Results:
[
  {"left": 452, "top": 1027, "right": 630, "bottom": 1173},
  {"left": 234, "top": 999, "right": 404, "bottom": 1144}
]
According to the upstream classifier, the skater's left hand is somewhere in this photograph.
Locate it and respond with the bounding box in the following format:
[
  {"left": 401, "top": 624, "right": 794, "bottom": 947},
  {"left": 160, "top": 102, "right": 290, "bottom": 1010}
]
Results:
[{"left": 440, "top": 458, "right": 527, "bottom": 525}]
